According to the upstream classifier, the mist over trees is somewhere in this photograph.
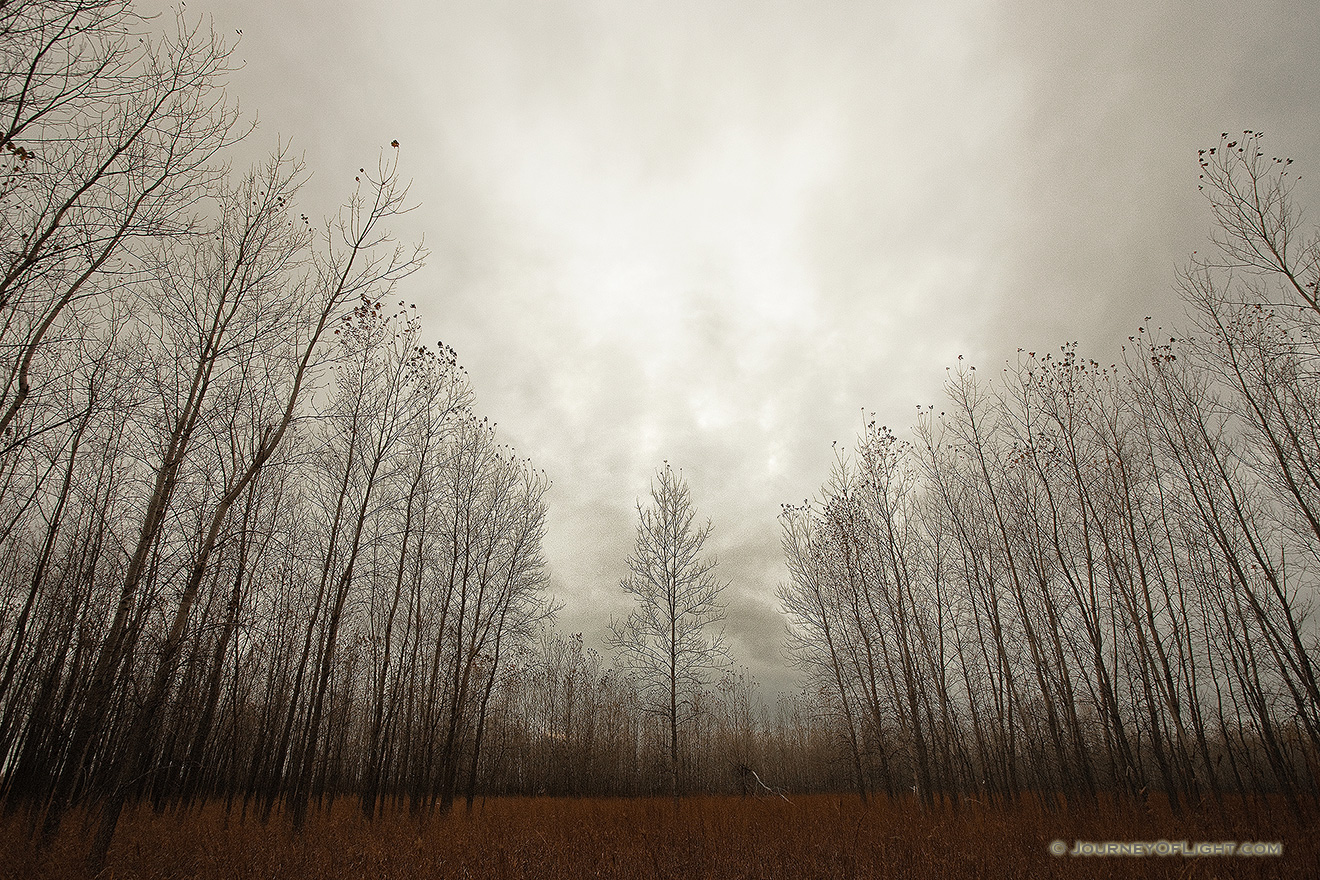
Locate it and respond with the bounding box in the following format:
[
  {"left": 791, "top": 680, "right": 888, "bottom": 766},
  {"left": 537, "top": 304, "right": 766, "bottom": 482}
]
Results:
[{"left": 1, "top": 0, "right": 1318, "bottom": 872}]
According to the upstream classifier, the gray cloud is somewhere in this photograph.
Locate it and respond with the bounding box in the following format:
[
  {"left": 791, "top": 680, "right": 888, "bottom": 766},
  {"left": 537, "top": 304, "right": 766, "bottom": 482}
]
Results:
[{"left": 180, "top": 0, "right": 1320, "bottom": 697}]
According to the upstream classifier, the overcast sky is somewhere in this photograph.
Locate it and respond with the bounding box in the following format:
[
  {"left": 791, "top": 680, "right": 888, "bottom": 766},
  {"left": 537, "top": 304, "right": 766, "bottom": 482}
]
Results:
[{"left": 178, "top": 0, "right": 1320, "bottom": 696}]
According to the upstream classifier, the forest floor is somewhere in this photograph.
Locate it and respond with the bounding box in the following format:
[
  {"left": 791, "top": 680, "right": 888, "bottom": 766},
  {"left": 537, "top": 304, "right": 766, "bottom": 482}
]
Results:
[{"left": 2, "top": 793, "right": 1316, "bottom": 879}]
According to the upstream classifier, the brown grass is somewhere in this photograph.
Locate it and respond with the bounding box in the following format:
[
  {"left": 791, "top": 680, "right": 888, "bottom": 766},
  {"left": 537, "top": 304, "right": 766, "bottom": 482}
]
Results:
[{"left": 2, "top": 794, "right": 1316, "bottom": 879}]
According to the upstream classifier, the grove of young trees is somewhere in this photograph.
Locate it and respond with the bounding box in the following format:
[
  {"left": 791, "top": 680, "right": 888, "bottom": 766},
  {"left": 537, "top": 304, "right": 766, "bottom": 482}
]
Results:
[
  {"left": 0, "top": 1, "right": 555, "bottom": 870},
  {"left": 780, "top": 132, "right": 1320, "bottom": 817}
]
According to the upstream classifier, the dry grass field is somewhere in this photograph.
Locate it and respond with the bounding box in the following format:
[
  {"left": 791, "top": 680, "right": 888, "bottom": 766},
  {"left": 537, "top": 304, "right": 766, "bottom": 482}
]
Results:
[{"left": 2, "top": 795, "right": 1316, "bottom": 879}]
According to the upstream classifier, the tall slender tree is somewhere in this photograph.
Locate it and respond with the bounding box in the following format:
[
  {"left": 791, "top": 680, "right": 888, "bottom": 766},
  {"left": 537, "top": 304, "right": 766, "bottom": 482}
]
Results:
[{"left": 608, "top": 464, "right": 731, "bottom": 802}]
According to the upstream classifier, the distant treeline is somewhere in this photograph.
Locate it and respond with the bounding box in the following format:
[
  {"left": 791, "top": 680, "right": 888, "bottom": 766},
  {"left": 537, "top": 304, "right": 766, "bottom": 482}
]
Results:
[{"left": 476, "top": 634, "right": 848, "bottom": 798}]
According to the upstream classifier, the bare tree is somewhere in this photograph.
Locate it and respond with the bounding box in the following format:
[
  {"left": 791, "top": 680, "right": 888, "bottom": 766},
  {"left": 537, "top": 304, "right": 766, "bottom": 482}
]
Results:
[
  {"left": 608, "top": 464, "right": 730, "bottom": 802},
  {"left": 0, "top": 2, "right": 243, "bottom": 448}
]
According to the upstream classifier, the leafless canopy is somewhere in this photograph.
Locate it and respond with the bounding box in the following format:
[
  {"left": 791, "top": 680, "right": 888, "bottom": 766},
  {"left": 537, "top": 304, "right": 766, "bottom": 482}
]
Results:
[{"left": 609, "top": 464, "right": 731, "bottom": 799}]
